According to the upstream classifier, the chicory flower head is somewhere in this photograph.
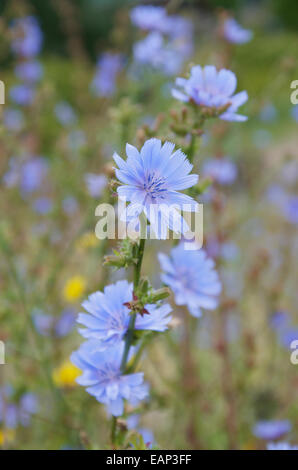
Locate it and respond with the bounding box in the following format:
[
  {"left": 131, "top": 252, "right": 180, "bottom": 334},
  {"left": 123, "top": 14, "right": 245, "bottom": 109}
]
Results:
[
  {"left": 202, "top": 157, "right": 237, "bottom": 185},
  {"left": 15, "top": 60, "right": 43, "bottom": 83},
  {"left": 71, "top": 340, "right": 148, "bottom": 416},
  {"left": 172, "top": 65, "right": 248, "bottom": 122},
  {"left": 130, "top": 6, "right": 167, "bottom": 32},
  {"left": 253, "top": 420, "right": 291, "bottom": 441},
  {"left": 159, "top": 243, "right": 221, "bottom": 317},
  {"left": 77, "top": 280, "right": 172, "bottom": 347},
  {"left": 114, "top": 138, "right": 199, "bottom": 239},
  {"left": 133, "top": 32, "right": 192, "bottom": 76},
  {"left": 84, "top": 173, "right": 107, "bottom": 198},
  {"left": 223, "top": 18, "right": 253, "bottom": 44},
  {"left": 11, "top": 16, "right": 43, "bottom": 58},
  {"left": 10, "top": 84, "right": 35, "bottom": 106},
  {"left": 91, "top": 53, "right": 123, "bottom": 97},
  {"left": 54, "top": 101, "right": 77, "bottom": 127}
]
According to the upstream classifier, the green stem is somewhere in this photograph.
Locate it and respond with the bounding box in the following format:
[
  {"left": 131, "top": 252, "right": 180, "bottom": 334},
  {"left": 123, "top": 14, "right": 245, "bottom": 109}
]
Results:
[{"left": 110, "top": 237, "right": 146, "bottom": 445}]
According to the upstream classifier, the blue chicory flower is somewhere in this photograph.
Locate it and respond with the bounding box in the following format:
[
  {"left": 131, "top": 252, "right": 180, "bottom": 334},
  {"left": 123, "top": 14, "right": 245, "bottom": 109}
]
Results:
[
  {"left": 11, "top": 16, "right": 43, "bottom": 58},
  {"left": 77, "top": 280, "right": 172, "bottom": 347},
  {"left": 71, "top": 340, "right": 149, "bottom": 416},
  {"left": 126, "top": 414, "right": 155, "bottom": 448},
  {"left": 32, "top": 197, "right": 53, "bottom": 215},
  {"left": 159, "top": 243, "right": 221, "bottom": 317},
  {"left": 114, "top": 138, "right": 199, "bottom": 239},
  {"left": 172, "top": 65, "right": 248, "bottom": 122},
  {"left": 20, "top": 157, "right": 48, "bottom": 194},
  {"left": 84, "top": 173, "right": 107, "bottom": 198},
  {"left": 222, "top": 18, "right": 253, "bottom": 44},
  {"left": 10, "top": 84, "right": 35, "bottom": 106},
  {"left": 15, "top": 60, "right": 43, "bottom": 83},
  {"left": 91, "top": 53, "right": 123, "bottom": 97},
  {"left": 130, "top": 6, "right": 167, "bottom": 32},
  {"left": 202, "top": 157, "right": 237, "bottom": 185},
  {"left": 133, "top": 32, "right": 191, "bottom": 76},
  {"left": 3, "top": 108, "right": 24, "bottom": 131},
  {"left": 253, "top": 420, "right": 291, "bottom": 440},
  {"left": 54, "top": 101, "right": 77, "bottom": 127},
  {"left": 283, "top": 196, "right": 298, "bottom": 225}
]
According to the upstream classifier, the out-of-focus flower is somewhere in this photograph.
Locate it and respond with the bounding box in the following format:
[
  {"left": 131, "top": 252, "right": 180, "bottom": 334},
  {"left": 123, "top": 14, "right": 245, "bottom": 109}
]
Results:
[
  {"left": 91, "top": 53, "right": 123, "bottom": 97},
  {"left": 63, "top": 276, "right": 86, "bottom": 303},
  {"left": 133, "top": 32, "right": 192, "bottom": 76},
  {"left": 71, "top": 341, "right": 149, "bottom": 416},
  {"left": 291, "top": 105, "right": 298, "bottom": 122},
  {"left": 0, "top": 387, "right": 38, "bottom": 429},
  {"left": 222, "top": 18, "right": 253, "bottom": 44},
  {"left": 15, "top": 60, "right": 43, "bottom": 83},
  {"left": 259, "top": 103, "right": 277, "bottom": 122},
  {"left": 54, "top": 101, "right": 77, "bottom": 127},
  {"left": 33, "top": 309, "right": 75, "bottom": 337},
  {"left": 76, "top": 232, "right": 98, "bottom": 251},
  {"left": 77, "top": 280, "right": 171, "bottom": 347},
  {"left": 3, "top": 108, "right": 24, "bottom": 131},
  {"left": 114, "top": 138, "right": 199, "bottom": 239},
  {"left": 267, "top": 442, "right": 298, "bottom": 450},
  {"left": 0, "top": 429, "right": 15, "bottom": 447},
  {"left": 130, "top": 6, "right": 166, "bottom": 32},
  {"left": 20, "top": 157, "right": 48, "bottom": 195},
  {"left": 270, "top": 311, "right": 290, "bottom": 331},
  {"left": 62, "top": 196, "right": 78, "bottom": 215},
  {"left": 159, "top": 243, "right": 221, "bottom": 317},
  {"left": 84, "top": 173, "right": 107, "bottom": 198},
  {"left": 32, "top": 197, "right": 53, "bottom": 215},
  {"left": 283, "top": 196, "right": 298, "bottom": 224},
  {"left": 126, "top": 414, "right": 155, "bottom": 448},
  {"left": 67, "top": 130, "right": 86, "bottom": 151},
  {"left": 11, "top": 16, "right": 43, "bottom": 58},
  {"left": 253, "top": 420, "right": 291, "bottom": 440},
  {"left": 202, "top": 157, "right": 237, "bottom": 185},
  {"left": 172, "top": 65, "right": 248, "bottom": 122},
  {"left": 9, "top": 84, "right": 35, "bottom": 106},
  {"left": 32, "top": 312, "right": 54, "bottom": 336},
  {"left": 55, "top": 309, "right": 76, "bottom": 337},
  {"left": 53, "top": 360, "right": 81, "bottom": 388},
  {"left": 19, "top": 393, "right": 38, "bottom": 427}
]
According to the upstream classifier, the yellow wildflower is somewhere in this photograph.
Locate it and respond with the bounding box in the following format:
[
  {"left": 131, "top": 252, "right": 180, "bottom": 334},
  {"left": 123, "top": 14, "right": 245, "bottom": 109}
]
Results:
[
  {"left": 76, "top": 231, "right": 98, "bottom": 251},
  {"left": 53, "top": 360, "right": 81, "bottom": 388},
  {"left": 0, "top": 429, "right": 15, "bottom": 447},
  {"left": 63, "top": 275, "right": 86, "bottom": 303}
]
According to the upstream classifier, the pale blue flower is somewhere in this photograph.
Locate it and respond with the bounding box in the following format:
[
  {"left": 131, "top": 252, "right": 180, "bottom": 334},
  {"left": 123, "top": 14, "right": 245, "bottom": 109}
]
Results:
[
  {"left": 11, "top": 16, "right": 43, "bottom": 58},
  {"left": 15, "top": 60, "right": 43, "bottom": 83},
  {"left": 223, "top": 18, "right": 253, "bottom": 44},
  {"left": 172, "top": 65, "right": 248, "bottom": 122},
  {"left": 267, "top": 442, "right": 298, "bottom": 450},
  {"left": 3, "top": 108, "right": 24, "bottom": 131},
  {"left": 253, "top": 420, "right": 291, "bottom": 440},
  {"left": 77, "top": 280, "right": 172, "bottom": 347},
  {"left": 84, "top": 173, "right": 107, "bottom": 198},
  {"left": 91, "top": 53, "right": 123, "bottom": 97},
  {"left": 71, "top": 341, "right": 148, "bottom": 416},
  {"left": 20, "top": 157, "right": 48, "bottom": 194},
  {"left": 159, "top": 243, "right": 221, "bottom": 317},
  {"left": 133, "top": 32, "right": 191, "bottom": 76},
  {"left": 283, "top": 196, "right": 298, "bottom": 224},
  {"left": 130, "top": 6, "right": 167, "bottom": 32},
  {"left": 10, "top": 84, "right": 35, "bottom": 106},
  {"left": 54, "top": 101, "right": 77, "bottom": 127},
  {"left": 114, "top": 138, "right": 199, "bottom": 239},
  {"left": 32, "top": 197, "right": 53, "bottom": 215},
  {"left": 202, "top": 157, "right": 237, "bottom": 185},
  {"left": 127, "top": 414, "right": 155, "bottom": 448}
]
